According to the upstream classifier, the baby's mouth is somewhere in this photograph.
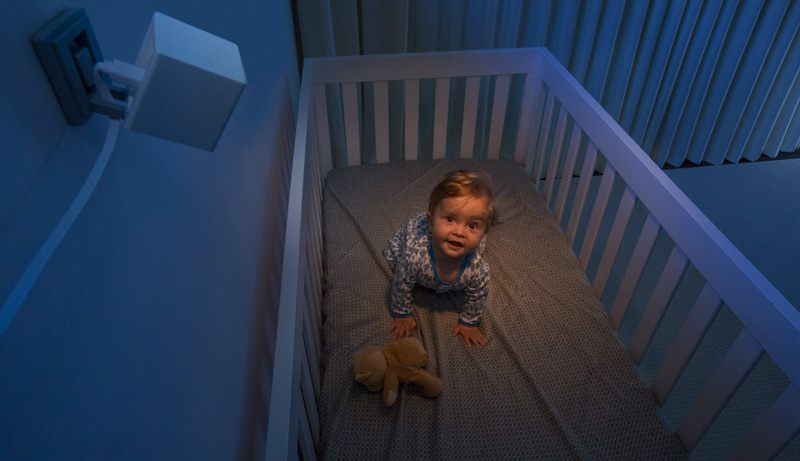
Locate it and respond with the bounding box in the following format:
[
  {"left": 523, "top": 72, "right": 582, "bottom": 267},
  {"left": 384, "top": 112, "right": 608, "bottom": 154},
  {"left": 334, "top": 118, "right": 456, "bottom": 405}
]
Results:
[{"left": 447, "top": 240, "right": 464, "bottom": 249}]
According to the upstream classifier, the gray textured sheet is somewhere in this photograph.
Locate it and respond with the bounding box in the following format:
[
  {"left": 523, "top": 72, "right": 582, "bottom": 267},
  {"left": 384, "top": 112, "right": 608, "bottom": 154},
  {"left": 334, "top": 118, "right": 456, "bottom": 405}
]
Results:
[{"left": 319, "top": 159, "right": 684, "bottom": 459}]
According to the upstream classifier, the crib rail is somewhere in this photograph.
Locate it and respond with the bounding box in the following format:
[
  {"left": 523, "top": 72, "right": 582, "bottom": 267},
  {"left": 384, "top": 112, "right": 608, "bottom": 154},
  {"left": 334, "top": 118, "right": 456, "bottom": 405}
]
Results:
[
  {"left": 266, "top": 62, "right": 325, "bottom": 460},
  {"left": 267, "top": 48, "right": 800, "bottom": 459},
  {"left": 537, "top": 50, "right": 800, "bottom": 456}
]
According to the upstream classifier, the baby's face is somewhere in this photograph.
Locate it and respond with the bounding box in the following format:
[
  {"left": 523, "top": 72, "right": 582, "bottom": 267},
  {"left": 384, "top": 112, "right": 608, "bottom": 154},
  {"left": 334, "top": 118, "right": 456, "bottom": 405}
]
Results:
[{"left": 427, "top": 195, "right": 489, "bottom": 264}]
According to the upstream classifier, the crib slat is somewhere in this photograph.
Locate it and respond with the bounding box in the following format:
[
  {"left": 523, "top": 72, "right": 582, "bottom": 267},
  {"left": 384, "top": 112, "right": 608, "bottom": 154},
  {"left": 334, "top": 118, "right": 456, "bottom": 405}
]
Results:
[
  {"left": 404, "top": 79, "right": 420, "bottom": 161},
  {"left": 298, "top": 379, "right": 316, "bottom": 460},
  {"left": 566, "top": 141, "right": 597, "bottom": 243},
  {"left": 267, "top": 63, "right": 315, "bottom": 456},
  {"left": 433, "top": 77, "right": 450, "bottom": 159},
  {"left": 314, "top": 84, "right": 332, "bottom": 176},
  {"left": 342, "top": 82, "right": 360, "bottom": 166},
  {"left": 629, "top": 246, "right": 689, "bottom": 363},
  {"left": 525, "top": 83, "right": 548, "bottom": 175},
  {"left": 543, "top": 106, "right": 569, "bottom": 202},
  {"left": 300, "top": 342, "right": 320, "bottom": 445},
  {"left": 309, "top": 138, "right": 322, "bottom": 199},
  {"left": 301, "top": 161, "right": 323, "bottom": 387},
  {"left": 307, "top": 288, "right": 322, "bottom": 367},
  {"left": 677, "top": 329, "right": 764, "bottom": 452},
  {"left": 487, "top": 74, "right": 511, "bottom": 160},
  {"left": 532, "top": 91, "right": 557, "bottom": 184},
  {"left": 651, "top": 283, "right": 723, "bottom": 403},
  {"left": 307, "top": 155, "right": 323, "bottom": 372},
  {"left": 307, "top": 159, "right": 324, "bottom": 334},
  {"left": 517, "top": 73, "right": 542, "bottom": 166},
  {"left": 309, "top": 99, "right": 322, "bottom": 185},
  {"left": 302, "top": 205, "right": 319, "bottom": 307},
  {"left": 554, "top": 123, "right": 582, "bottom": 223},
  {"left": 298, "top": 423, "right": 313, "bottom": 460},
  {"left": 309, "top": 221, "right": 322, "bottom": 336},
  {"left": 579, "top": 162, "right": 616, "bottom": 269},
  {"left": 305, "top": 166, "right": 322, "bottom": 294},
  {"left": 307, "top": 149, "right": 321, "bottom": 265},
  {"left": 373, "top": 80, "right": 390, "bottom": 163},
  {"left": 309, "top": 273, "right": 322, "bottom": 347},
  {"left": 305, "top": 270, "right": 322, "bottom": 366},
  {"left": 609, "top": 213, "right": 661, "bottom": 328},
  {"left": 305, "top": 211, "right": 322, "bottom": 305},
  {"left": 460, "top": 76, "right": 481, "bottom": 158},
  {"left": 304, "top": 215, "right": 323, "bottom": 362},
  {"left": 303, "top": 281, "right": 322, "bottom": 395},
  {"left": 731, "top": 384, "right": 800, "bottom": 460},
  {"left": 593, "top": 185, "right": 637, "bottom": 297}
]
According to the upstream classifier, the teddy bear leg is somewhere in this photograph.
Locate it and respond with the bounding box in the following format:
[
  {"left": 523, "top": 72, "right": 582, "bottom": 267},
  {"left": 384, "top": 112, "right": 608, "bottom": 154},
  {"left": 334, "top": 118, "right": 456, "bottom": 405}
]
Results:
[
  {"left": 383, "top": 368, "right": 399, "bottom": 406},
  {"left": 408, "top": 369, "right": 443, "bottom": 398}
]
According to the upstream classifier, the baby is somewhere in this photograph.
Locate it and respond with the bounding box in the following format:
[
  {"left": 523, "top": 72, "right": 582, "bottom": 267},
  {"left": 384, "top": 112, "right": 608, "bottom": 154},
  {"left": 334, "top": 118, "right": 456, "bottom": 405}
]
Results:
[{"left": 383, "top": 170, "right": 496, "bottom": 347}]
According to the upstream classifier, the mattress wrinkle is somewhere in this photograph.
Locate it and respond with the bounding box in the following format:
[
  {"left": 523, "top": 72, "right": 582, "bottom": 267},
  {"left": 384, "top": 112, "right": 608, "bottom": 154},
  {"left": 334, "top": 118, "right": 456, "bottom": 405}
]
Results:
[
  {"left": 479, "top": 300, "right": 590, "bottom": 458},
  {"left": 319, "top": 159, "right": 685, "bottom": 460},
  {"left": 322, "top": 185, "right": 392, "bottom": 278},
  {"left": 381, "top": 166, "right": 438, "bottom": 208}
]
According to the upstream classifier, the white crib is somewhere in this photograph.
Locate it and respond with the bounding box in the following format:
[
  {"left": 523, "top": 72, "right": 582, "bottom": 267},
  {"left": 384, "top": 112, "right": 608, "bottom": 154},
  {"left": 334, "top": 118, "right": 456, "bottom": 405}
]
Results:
[{"left": 266, "top": 48, "right": 800, "bottom": 459}]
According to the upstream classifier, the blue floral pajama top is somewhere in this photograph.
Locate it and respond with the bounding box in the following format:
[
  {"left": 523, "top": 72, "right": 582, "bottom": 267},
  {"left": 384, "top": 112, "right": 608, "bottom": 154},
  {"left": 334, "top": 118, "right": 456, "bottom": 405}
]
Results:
[{"left": 383, "top": 212, "right": 490, "bottom": 326}]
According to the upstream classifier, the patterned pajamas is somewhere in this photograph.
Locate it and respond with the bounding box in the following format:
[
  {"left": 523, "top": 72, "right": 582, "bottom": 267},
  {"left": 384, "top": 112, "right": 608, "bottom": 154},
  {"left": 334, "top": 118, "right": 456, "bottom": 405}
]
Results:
[{"left": 383, "top": 212, "right": 489, "bottom": 326}]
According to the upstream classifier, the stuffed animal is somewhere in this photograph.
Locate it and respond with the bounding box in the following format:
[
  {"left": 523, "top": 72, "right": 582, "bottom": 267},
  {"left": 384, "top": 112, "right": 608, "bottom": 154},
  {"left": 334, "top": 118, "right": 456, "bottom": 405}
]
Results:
[{"left": 353, "top": 337, "right": 443, "bottom": 406}]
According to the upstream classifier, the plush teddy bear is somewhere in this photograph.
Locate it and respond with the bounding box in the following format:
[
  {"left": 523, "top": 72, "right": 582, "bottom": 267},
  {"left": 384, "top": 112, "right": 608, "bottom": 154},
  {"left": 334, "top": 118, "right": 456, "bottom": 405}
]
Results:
[{"left": 354, "top": 337, "right": 443, "bottom": 406}]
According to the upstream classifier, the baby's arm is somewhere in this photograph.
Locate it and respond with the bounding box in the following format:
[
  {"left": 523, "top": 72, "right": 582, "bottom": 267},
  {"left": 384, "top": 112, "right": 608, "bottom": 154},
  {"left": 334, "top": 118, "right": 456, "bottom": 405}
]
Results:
[
  {"left": 455, "top": 261, "right": 489, "bottom": 346},
  {"left": 384, "top": 212, "right": 430, "bottom": 339},
  {"left": 388, "top": 258, "right": 417, "bottom": 338}
]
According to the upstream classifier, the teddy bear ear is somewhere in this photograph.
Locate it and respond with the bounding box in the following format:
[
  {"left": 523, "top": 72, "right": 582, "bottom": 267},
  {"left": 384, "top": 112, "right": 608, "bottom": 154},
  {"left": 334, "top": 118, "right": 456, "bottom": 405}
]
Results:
[{"left": 355, "top": 370, "right": 372, "bottom": 383}]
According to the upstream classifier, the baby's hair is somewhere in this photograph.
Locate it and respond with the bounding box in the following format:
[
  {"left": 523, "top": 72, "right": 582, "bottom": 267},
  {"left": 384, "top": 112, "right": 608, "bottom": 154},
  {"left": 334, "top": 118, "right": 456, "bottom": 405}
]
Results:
[{"left": 429, "top": 170, "right": 497, "bottom": 226}]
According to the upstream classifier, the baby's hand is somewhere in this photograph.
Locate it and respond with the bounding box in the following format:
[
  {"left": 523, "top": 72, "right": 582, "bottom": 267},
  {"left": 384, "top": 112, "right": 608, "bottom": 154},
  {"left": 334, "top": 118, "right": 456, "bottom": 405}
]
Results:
[
  {"left": 389, "top": 316, "right": 417, "bottom": 339},
  {"left": 452, "top": 324, "right": 485, "bottom": 347}
]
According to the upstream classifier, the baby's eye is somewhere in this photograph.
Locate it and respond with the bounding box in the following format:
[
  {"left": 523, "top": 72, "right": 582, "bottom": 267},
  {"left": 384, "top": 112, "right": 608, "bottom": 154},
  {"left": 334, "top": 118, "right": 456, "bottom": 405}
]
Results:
[{"left": 446, "top": 216, "right": 455, "bottom": 223}]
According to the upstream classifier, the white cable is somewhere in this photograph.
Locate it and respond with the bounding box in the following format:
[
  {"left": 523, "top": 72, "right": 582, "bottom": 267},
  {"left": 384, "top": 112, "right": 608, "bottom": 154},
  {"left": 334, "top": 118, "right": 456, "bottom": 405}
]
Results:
[{"left": 0, "top": 119, "right": 120, "bottom": 339}]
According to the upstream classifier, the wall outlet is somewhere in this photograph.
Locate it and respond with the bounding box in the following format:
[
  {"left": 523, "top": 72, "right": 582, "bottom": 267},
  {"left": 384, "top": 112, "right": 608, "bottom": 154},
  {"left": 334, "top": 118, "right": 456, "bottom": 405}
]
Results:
[{"left": 32, "top": 8, "right": 104, "bottom": 125}]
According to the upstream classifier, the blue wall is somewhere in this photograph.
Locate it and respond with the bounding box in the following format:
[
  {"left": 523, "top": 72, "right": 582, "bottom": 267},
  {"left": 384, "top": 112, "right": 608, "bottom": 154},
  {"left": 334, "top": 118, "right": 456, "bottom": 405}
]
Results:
[{"left": 0, "top": 0, "right": 298, "bottom": 458}]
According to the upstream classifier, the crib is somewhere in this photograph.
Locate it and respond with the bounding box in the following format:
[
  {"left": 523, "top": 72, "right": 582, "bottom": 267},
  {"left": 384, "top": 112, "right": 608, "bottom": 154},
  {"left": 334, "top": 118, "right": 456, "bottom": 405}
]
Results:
[{"left": 266, "top": 48, "right": 800, "bottom": 459}]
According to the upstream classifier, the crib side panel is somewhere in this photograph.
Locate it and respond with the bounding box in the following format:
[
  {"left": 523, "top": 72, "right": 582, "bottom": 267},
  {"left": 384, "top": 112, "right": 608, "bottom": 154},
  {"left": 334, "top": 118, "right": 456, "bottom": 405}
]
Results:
[
  {"left": 267, "top": 61, "right": 325, "bottom": 461},
  {"left": 535, "top": 49, "right": 800, "bottom": 455},
  {"left": 539, "top": 49, "right": 800, "bottom": 381},
  {"left": 308, "top": 49, "right": 547, "bottom": 166}
]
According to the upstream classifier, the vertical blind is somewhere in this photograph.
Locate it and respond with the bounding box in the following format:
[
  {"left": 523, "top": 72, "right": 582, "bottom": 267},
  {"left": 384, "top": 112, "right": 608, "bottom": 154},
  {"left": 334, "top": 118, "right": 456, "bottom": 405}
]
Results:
[{"left": 297, "top": 0, "right": 800, "bottom": 167}]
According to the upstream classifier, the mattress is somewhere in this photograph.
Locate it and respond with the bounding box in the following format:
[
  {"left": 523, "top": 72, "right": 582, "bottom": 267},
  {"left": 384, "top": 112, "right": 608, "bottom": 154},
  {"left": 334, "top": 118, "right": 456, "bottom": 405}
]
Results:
[{"left": 319, "top": 158, "right": 685, "bottom": 459}]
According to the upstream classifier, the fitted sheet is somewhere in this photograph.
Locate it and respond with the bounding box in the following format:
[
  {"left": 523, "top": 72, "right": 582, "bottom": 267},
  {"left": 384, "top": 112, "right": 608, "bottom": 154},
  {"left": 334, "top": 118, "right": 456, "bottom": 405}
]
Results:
[{"left": 319, "top": 158, "right": 684, "bottom": 459}]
